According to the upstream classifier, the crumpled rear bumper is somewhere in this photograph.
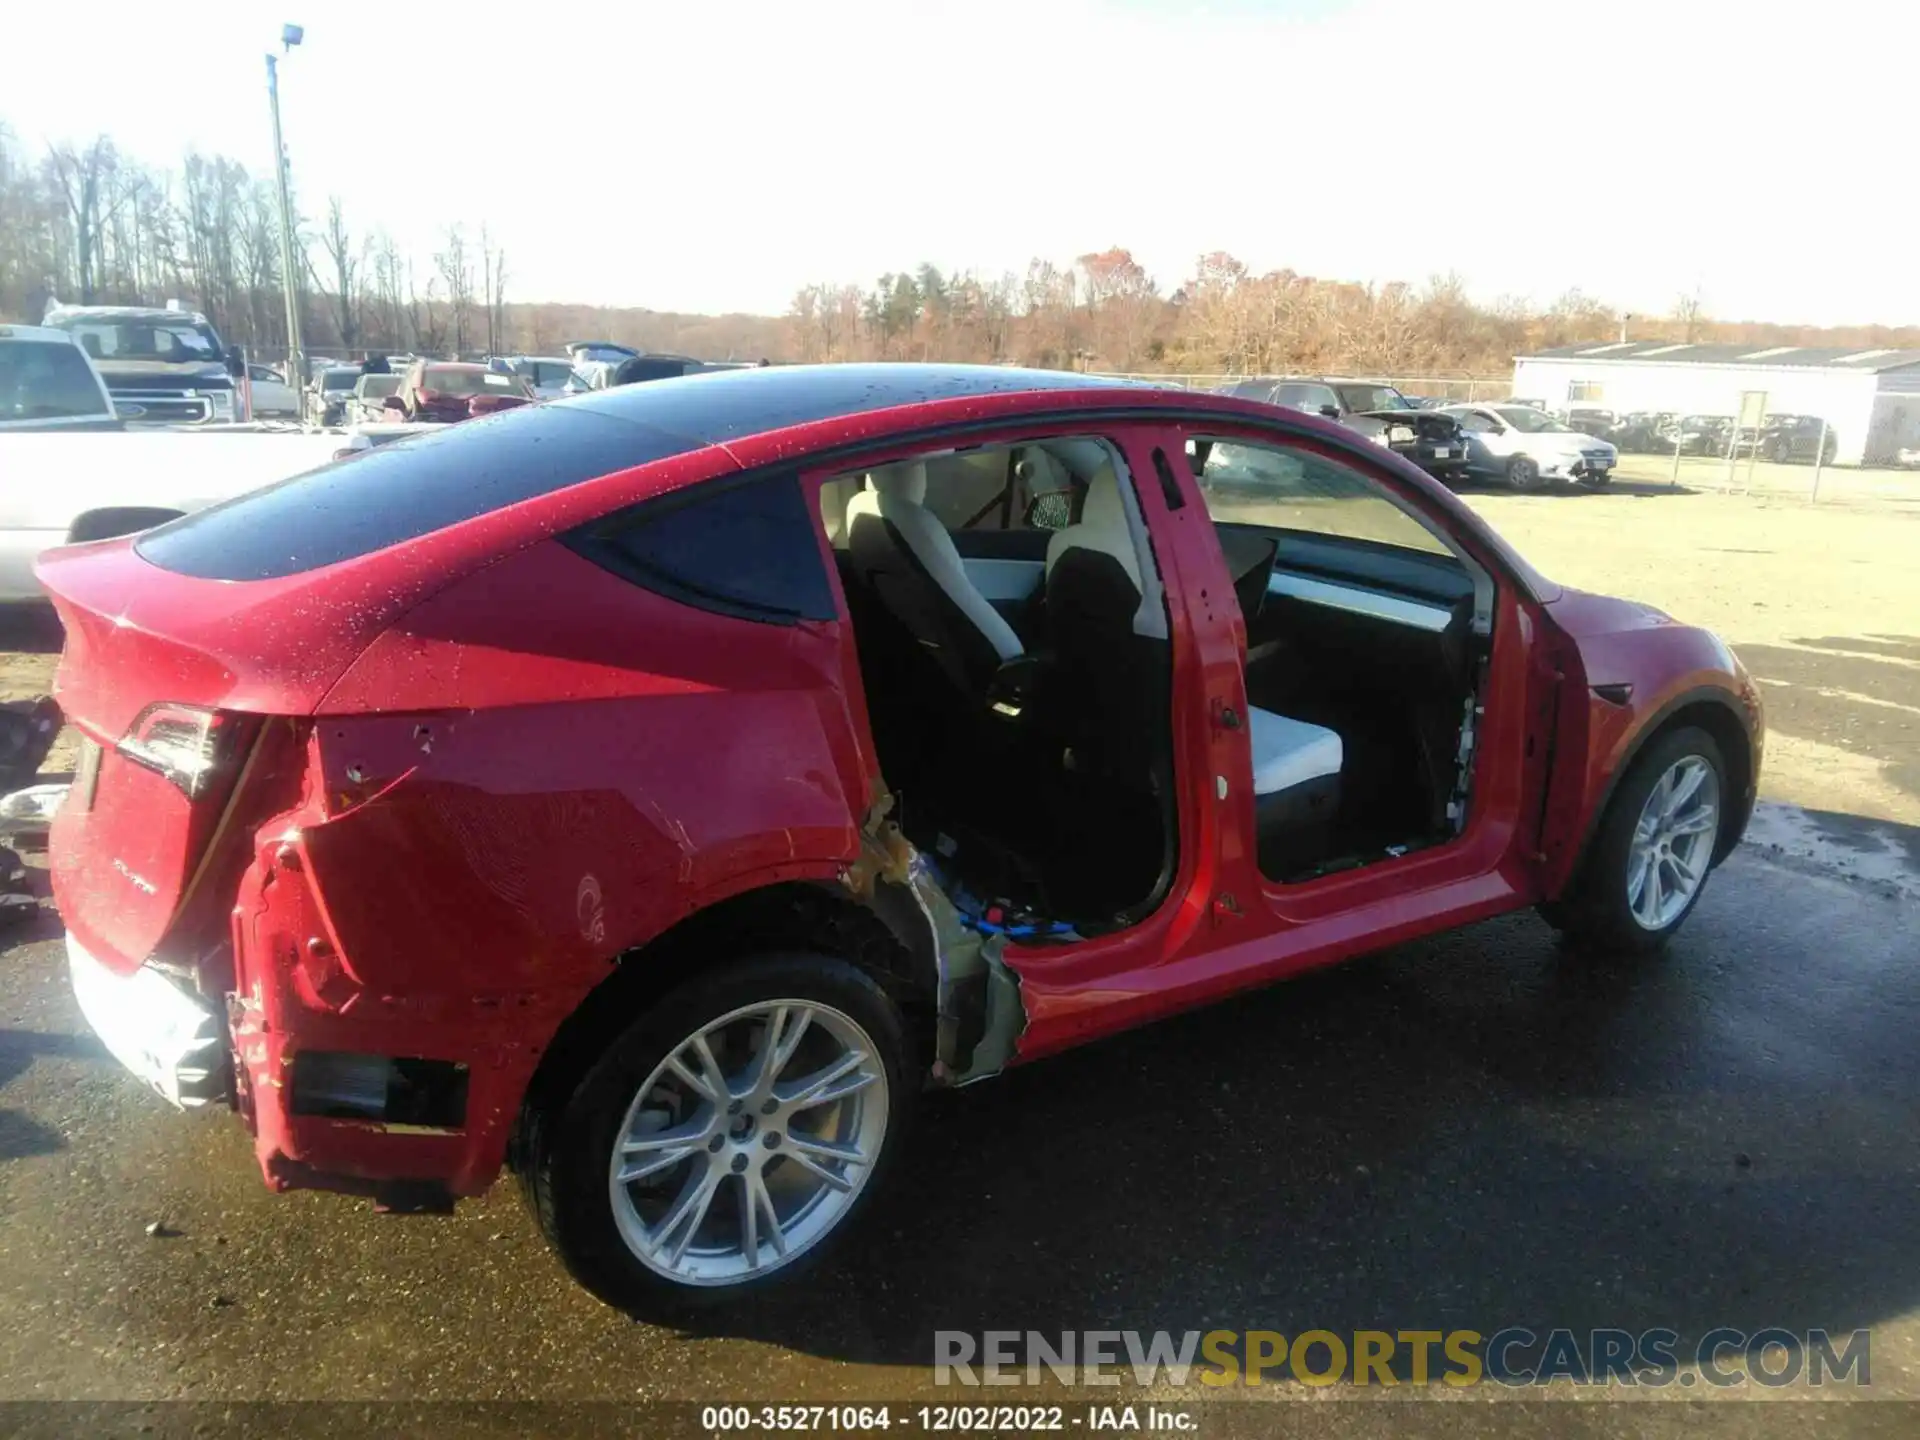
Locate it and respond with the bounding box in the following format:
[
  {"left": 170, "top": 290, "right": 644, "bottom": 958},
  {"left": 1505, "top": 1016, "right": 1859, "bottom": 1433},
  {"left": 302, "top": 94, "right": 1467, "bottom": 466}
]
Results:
[{"left": 68, "top": 934, "right": 227, "bottom": 1108}]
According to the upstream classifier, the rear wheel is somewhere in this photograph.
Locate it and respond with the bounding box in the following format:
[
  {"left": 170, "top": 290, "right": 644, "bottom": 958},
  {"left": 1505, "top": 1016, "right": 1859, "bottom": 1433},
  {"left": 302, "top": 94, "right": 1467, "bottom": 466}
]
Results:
[
  {"left": 1543, "top": 726, "right": 1726, "bottom": 954},
  {"left": 523, "top": 952, "right": 912, "bottom": 1316},
  {"left": 1506, "top": 455, "right": 1543, "bottom": 491}
]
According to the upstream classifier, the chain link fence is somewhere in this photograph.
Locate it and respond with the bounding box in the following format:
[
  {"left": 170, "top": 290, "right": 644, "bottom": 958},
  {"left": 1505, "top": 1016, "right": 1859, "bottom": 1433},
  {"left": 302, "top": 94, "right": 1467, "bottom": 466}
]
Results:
[{"left": 1091, "top": 373, "right": 1513, "bottom": 402}]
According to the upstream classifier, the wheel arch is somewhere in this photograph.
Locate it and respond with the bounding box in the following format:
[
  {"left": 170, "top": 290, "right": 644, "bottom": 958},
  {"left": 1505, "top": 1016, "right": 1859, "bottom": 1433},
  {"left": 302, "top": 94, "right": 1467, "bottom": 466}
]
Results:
[
  {"left": 511, "top": 879, "right": 937, "bottom": 1165},
  {"left": 1561, "top": 685, "right": 1759, "bottom": 893}
]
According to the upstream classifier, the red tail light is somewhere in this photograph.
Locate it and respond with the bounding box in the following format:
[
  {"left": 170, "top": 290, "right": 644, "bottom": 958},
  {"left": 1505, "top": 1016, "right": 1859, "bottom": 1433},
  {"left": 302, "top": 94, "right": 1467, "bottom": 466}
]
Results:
[{"left": 117, "top": 704, "right": 239, "bottom": 798}]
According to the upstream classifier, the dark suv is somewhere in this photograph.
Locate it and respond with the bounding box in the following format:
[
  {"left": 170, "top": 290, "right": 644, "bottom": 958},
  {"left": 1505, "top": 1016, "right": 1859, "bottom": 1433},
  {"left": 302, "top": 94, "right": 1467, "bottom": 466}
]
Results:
[
  {"left": 41, "top": 304, "right": 246, "bottom": 424},
  {"left": 1224, "top": 377, "right": 1469, "bottom": 485},
  {"left": 1750, "top": 414, "right": 1837, "bottom": 464}
]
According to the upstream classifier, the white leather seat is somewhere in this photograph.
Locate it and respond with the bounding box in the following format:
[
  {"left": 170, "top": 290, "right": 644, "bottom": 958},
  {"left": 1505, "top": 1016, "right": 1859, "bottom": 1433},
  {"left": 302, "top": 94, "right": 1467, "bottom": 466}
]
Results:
[
  {"left": 1045, "top": 461, "right": 1143, "bottom": 596},
  {"left": 844, "top": 460, "right": 1023, "bottom": 693},
  {"left": 1247, "top": 708, "right": 1343, "bottom": 795}
]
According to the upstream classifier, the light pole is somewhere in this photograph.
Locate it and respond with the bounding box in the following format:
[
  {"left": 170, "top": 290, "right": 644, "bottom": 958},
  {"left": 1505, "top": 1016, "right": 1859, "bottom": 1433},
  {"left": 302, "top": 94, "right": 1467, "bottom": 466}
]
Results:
[{"left": 266, "top": 23, "right": 306, "bottom": 419}]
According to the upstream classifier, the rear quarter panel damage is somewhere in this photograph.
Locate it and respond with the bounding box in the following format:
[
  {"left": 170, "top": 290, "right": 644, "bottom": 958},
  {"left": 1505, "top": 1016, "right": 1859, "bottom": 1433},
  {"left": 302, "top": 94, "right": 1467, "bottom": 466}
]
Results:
[{"left": 229, "top": 541, "right": 882, "bottom": 1195}]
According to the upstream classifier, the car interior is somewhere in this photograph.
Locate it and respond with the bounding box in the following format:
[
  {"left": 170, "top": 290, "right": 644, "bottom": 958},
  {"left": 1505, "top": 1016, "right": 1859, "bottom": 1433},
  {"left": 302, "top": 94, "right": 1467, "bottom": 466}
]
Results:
[
  {"left": 818, "top": 432, "right": 1494, "bottom": 937},
  {"left": 821, "top": 439, "right": 1177, "bottom": 937},
  {"left": 1187, "top": 436, "right": 1493, "bottom": 882}
]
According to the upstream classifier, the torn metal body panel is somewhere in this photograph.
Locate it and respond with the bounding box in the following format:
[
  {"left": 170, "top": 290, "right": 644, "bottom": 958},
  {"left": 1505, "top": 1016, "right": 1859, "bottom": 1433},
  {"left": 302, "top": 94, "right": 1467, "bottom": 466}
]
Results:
[{"left": 843, "top": 792, "right": 1028, "bottom": 1086}]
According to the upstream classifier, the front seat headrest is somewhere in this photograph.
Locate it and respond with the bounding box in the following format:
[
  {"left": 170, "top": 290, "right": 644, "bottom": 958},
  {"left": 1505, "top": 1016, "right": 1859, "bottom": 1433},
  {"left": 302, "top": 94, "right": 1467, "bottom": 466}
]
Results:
[{"left": 866, "top": 461, "right": 929, "bottom": 507}]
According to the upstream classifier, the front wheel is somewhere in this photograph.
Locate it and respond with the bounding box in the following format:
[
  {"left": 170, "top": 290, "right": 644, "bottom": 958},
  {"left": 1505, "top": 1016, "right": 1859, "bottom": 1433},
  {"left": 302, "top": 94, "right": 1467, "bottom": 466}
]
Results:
[
  {"left": 1506, "top": 455, "right": 1543, "bottom": 491},
  {"left": 1542, "top": 726, "right": 1726, "bottom": 954},
  {"left": 524, "top": 952, "right": 913, "bottom": 1316}
]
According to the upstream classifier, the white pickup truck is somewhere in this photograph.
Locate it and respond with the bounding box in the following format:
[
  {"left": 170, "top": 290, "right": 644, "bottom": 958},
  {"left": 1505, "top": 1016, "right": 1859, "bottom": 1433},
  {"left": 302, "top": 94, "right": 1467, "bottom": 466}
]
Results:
[
  {"left": 0, "top": 428, "right": 349, "bottom": 601},
  {"left": 0, "top": 323, "right": 455, "bottom": 602}
]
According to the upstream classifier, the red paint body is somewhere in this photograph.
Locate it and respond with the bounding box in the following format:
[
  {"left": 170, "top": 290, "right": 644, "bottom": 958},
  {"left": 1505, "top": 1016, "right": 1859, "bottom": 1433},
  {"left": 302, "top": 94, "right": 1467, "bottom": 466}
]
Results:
[
  {"left": 36, "top": 369, "right": 1762, "bottom": 1202},
  {"left": 389, "top": 360, "right": 534, "bottom": 424}
]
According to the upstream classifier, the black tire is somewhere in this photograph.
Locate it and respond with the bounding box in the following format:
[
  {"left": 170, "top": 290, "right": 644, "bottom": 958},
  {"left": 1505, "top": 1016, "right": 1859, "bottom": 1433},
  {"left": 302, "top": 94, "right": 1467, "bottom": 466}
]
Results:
[
  {"left": 65, "top": 507, "right": 185, "bottom": 544},
  {"left": 1506, "top": 455, "right": 1543, "bottom": 492},
  {"left": 522, "top": 951, "right": 914, "bottom": 1317},
  {"left": 1541, "top": 725, "right": 1727, "bottom": 955}
]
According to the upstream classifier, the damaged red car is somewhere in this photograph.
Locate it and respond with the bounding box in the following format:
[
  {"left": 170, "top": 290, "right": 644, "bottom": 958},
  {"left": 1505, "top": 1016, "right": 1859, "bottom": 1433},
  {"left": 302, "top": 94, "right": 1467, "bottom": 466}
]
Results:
[
  {"left": 384, "top": 359, "right": 534, "bottom": 423},
  {"left": 38, "top": 365, "right": 1762, "bottom": 1314}
]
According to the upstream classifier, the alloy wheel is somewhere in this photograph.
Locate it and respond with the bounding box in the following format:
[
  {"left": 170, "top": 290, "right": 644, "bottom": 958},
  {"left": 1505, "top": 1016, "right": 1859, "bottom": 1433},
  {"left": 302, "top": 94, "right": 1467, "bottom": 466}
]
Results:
[
  {"left": 607, "top": 999, "right": 889, "bottom": 1286},
  {"left": 1625, "top": 755, "right": 1720, "bottom": 931}
]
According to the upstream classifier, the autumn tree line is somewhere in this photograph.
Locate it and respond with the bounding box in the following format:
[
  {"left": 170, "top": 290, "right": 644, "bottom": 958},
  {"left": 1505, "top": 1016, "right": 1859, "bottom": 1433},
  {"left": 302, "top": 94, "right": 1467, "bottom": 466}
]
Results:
[
  {"left": 0, "top": 127, "right": 527, "bottom": 360},
  {"left": 789, "top": 249, "right": 1920, "bottom": 378},
  {"left": 6, "top": 127, "right": 1916, "bottom": 377}
]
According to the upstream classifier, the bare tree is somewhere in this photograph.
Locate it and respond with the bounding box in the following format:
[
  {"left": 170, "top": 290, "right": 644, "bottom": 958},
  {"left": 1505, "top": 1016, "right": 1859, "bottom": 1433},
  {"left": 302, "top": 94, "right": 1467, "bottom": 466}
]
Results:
[
  {"left": 236, "top": 183, "right": 283, "bottom": 348},
  {"left": 1673, "top": 288, "right": 1706, "bottom": 343},
  {"left": 481, "top": 225, "right": 508, "bottom": 355},
  {"left": 320, "top": 196, "right": 363, "bottom": 352},
  {"left": 434, "top": 225, "right": 473, "bottom": 355},
  {"left": 368, "top": 231, "right": 406, "bottom": 350},
  {"left": 409, "top": 261, "right": 445, "bottom": 356},
  {"left": 48, "top": 137, "right": 135, "bottom": 302}
]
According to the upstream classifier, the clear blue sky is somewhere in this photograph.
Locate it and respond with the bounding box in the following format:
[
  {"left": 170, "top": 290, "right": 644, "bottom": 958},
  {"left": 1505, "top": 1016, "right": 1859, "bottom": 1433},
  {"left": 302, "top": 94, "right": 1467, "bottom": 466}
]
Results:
[{"left": 7, "top": 0, "right": 1915, "bottom": 325}]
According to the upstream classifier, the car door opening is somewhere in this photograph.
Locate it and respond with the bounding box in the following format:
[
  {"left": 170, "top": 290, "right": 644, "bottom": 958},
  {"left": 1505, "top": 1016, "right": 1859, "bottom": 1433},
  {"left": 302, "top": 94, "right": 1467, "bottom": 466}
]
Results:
[
  {"left": 822, "top": 437, "right": 1178, "bottom": 939},
  {"left": 1188, "top": 435, "right": 1494, "bottom": 883}
]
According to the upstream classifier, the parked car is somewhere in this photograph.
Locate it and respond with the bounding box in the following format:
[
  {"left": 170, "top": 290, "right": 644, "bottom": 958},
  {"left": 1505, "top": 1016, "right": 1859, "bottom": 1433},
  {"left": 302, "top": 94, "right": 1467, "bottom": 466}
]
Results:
[
  {"left": 35, "top": 363, "right": 1761, "bottom": 1316},
  {"left": 563, "top": 340, "right": 641, "bottom": 367},
  {"left": 388, "top": 360, "right": 535, "bottom": 423},
  {"left": 562, "top": 361, "right": 614, "bottom": 395},
  {"left": 329, "top": 419, "right": 442, "bottom": 460},
  {"left": 1609, "top": 412, "right": 1675, "bottom": 453},
  {"left": 0, "top": 323, "right": 121, "bottom": 434},
  {"left": 1563, "top": 407, "right": 1618, "bottom": 440},
  {"left": 608, "top": 355, "right": 740, "bottom": 386},
  {"left": 245, "top": 364, "right": 301, "bottom": 419},
  {"left": 41, "top": 303, "right": 247, "bottom": 424},
  {"left": 310, "top": 367, "right": 363, "bottom": 426},
  {"left": 1225, "top": 377, "right": 1469, "bottom": 484},
  {"left": 1750, "top": 414, "right": 1837, "bottom": 465},
  {"left": 349, "top": 372, "right": 403, "bottom": 425},
  {"left": 1442, "top": 403, "right": 1618, "bottom": 489},
  {"left": 1659, "top": 414, "right": 1734, "bottom": 457},
  {"left": 504, "top": 356, "right": 578, "bottom": 399}
]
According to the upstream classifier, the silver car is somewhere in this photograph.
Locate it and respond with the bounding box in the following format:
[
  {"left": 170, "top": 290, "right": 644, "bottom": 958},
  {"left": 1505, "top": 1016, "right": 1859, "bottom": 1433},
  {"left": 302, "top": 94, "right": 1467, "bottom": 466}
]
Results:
[{"left": 1441, "top": 403, "right": 1618, "bottom": 490}]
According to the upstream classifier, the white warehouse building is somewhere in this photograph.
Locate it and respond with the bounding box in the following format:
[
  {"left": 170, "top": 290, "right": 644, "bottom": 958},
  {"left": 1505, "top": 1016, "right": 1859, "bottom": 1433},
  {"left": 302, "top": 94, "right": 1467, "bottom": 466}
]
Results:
[{"left": 1511, "top": 342, "right": 1920, "bottom": 466}]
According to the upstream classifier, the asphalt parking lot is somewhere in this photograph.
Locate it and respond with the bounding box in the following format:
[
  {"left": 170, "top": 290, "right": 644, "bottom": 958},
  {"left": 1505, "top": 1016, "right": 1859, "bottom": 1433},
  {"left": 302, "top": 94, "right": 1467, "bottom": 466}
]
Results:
[{"left": 1, "top": 484, "right": 1916, "bottom": 1436}]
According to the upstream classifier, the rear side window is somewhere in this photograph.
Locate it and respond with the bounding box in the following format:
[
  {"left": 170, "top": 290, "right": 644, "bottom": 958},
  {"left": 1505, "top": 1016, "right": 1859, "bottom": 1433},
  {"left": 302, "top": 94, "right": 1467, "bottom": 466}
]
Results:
[
  {"left": 567, "top": 474, "right": 835, "bottom": 625},
  {"left": 137, "top": 404, "right": 701, "bottom": 580},
  {"left": 0, "top": 339, "right": 109, "bottom": 421}
]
